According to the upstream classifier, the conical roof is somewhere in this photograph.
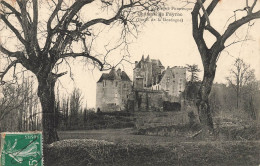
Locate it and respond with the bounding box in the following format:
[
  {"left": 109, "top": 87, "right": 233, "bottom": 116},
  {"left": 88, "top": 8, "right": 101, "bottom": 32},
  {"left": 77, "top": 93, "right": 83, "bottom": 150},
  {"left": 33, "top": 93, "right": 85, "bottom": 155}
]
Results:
[
  {"left": 97, "top": 67, "right": 131, "bottom": 82},
  {"left": 145, "top": 55, "right": 151, "bottom": 62},
  {"left": 107, "top": 67, "right": 120, "bottom": 80}
]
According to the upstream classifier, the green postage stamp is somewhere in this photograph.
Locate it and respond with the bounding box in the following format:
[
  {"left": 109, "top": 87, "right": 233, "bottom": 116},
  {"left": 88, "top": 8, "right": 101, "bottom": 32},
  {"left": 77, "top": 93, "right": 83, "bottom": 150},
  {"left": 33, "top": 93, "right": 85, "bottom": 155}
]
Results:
[{"left": 0, "top": 132, "right": 43, "bottom": 166}]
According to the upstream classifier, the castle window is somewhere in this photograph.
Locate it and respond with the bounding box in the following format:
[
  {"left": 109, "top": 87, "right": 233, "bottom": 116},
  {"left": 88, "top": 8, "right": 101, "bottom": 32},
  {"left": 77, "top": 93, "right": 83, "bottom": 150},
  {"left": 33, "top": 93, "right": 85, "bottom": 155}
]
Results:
[
  {"left": 103, "top": 80, "right": 106, "bottom": 87},
  {"left": 123, "top": 84, "right": 126, "bottom": 88},
  {"left": 115, "top": 81, "right": 118, "bottom": 87},
  {"left": 167, "top": 77, "right": 170, "bottom": 83}
]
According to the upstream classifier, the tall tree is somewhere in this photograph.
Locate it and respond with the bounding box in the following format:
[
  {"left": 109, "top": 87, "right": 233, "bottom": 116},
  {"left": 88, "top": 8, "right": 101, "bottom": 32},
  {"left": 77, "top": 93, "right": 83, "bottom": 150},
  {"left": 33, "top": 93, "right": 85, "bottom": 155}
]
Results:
[
  {"left": 191, "top": 0, "right": 260, "bottom": 134},
  {"left": 242, "top": 80, "right": 259, "bottom": 120},
  {"left": 0, "top": 78, "right": 38, "bottom": 132},
  {"left": 0, "top": 0, "right": 163, "bottom": 144},
  {"left": 69, "top": 88, "right": 82, "bottom": 127},
  {"left": 186, "top": 64, "right": 201, "bottom": 82},
  {"left": 226, "top": 58, "right": 255, "bottom": 109}
]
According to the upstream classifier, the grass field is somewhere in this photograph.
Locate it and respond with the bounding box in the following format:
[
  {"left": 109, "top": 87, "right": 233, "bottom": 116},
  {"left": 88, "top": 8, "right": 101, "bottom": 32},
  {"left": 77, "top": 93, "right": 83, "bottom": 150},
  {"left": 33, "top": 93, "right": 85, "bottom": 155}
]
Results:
[{"left": 44, "top": 128, "right": 260, "bottom": 166}]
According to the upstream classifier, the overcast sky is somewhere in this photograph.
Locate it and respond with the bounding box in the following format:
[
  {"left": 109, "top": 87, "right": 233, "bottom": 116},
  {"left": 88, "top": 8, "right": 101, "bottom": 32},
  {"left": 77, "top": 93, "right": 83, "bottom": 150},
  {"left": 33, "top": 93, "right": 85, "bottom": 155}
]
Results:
[
  {"left": 1, "top": 0, "right": 259, "bottom": 108},
  {"left": 55, "top": 1, "right": 260, "bottom": 108}
]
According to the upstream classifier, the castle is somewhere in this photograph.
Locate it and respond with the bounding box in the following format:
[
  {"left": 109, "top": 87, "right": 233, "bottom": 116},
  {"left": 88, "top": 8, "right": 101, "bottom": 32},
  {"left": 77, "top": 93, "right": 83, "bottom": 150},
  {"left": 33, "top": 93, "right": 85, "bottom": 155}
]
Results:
[
  {"left": 96, "top": 55, "right": 186, "bottom": 112},
  {"left": 96, "top": 67, "right": 132, "bottom": 112}
]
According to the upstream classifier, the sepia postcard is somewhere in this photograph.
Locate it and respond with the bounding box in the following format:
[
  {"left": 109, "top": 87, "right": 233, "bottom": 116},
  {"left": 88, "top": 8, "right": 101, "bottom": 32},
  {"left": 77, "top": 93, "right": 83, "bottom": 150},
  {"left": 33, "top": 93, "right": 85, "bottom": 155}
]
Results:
[{"left": 0, "top": 0, "right": 259, "bottom": 165}]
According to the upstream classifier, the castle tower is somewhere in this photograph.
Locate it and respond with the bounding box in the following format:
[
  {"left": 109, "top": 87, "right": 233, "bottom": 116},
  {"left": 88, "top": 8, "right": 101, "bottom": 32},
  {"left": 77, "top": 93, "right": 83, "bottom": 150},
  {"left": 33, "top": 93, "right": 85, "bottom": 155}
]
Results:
[{"left": 96, "top": 67, "right": 132, "bottom": 112}]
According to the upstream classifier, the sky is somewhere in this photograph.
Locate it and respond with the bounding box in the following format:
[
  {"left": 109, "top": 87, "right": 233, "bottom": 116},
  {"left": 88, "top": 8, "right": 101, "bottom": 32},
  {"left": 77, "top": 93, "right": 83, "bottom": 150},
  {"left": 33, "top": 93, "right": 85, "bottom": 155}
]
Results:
[{"left": 1, "top": 0, "right": 260, "bottom": 108}]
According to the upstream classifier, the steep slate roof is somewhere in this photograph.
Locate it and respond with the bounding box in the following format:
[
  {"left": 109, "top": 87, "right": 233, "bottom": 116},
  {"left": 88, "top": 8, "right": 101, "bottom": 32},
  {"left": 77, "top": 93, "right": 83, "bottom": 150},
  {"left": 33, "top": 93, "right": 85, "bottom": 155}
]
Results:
[
  {"left": 121, "top": 71, "right": 131, "bottom": 81},
  {"left": 152, "top": 59, "right": 163, "bottom": 67},
  {"left": 97, "top": 73, "right": 109, "bottom": 83},
  {"left": 97, "top": 68, "right": 131, "bottom": 83},
  {"left": 135, "top": 55, "right": 164, "bottom": 69}
]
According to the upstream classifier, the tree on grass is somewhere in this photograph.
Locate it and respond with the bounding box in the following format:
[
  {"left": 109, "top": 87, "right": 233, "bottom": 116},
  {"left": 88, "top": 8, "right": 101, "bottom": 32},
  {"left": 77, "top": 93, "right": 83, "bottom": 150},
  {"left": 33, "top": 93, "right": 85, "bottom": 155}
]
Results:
[
  {"left": 0, "top": 78, "right": 39, "bottom": 132},
  {"left": 0, "top": 0, "right": 163, "bottom": 144},
  {"left": 226, "top": 58, "right": 255, "bottom": 109},
  {"left": 190, "top": 0, "right": 260, "bottom": 134},
  {"left": 69, "top": 88, "right": 82, "bottom": 127}
]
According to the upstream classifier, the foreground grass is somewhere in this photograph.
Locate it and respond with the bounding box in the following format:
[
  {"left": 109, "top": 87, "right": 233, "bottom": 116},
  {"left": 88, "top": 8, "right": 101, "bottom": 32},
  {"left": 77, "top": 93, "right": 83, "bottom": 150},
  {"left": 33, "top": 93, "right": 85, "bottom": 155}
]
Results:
[
  {"left": 44, "top": 138, "right": 260, "bottom": 166},
  {"left": 47, "top": 116, "right": 260, "bottom": 166}
]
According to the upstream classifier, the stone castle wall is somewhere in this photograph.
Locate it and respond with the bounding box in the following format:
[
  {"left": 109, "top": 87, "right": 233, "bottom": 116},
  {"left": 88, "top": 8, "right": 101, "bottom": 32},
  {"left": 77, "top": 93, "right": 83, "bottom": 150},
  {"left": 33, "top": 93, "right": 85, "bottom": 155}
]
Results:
[
  {"left": 96, "top": 80, "right": 132, "bottom": 112},
  {"left": 133, "top": 90, "right": 165, "bottom": 112}
]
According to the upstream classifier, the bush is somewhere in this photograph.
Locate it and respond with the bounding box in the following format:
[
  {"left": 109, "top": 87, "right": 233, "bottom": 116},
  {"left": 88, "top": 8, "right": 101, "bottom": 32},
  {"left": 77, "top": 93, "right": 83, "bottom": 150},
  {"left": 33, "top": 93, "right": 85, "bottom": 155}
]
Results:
[
  {"left": 59, "top": 111, "right": 135, "bottom": 131},
  {"left": 136, "top": 123, "right": 201, "bottom": 136}
]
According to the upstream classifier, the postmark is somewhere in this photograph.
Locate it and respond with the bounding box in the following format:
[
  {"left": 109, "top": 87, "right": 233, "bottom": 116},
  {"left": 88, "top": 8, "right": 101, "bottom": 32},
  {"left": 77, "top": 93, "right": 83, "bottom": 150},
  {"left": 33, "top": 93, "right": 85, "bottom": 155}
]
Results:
[{"left": 0, "top": 132, "right": 43, "bottom": 166}]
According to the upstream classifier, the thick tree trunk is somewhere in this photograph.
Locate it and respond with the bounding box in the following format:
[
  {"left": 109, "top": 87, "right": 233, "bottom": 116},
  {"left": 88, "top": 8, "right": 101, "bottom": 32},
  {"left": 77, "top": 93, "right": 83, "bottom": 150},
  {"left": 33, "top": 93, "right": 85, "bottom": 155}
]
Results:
[
  {"left": 196, "top": 62, "right": 216, "bottom": 134},
  {"left": 37, "top": 76, "right": 59, "bottom": 144}
]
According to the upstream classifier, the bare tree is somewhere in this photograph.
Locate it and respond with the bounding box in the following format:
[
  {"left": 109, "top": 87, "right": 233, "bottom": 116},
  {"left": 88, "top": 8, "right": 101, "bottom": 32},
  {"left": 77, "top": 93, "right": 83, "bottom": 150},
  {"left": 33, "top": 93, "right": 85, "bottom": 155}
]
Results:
[
  {"left": 0, "top": 0, "right": 163, "bottom": 144},
  {"left": 226, "top": 58, "right": 255, "bottom": 109},
  {"left": 69, "top": 88, "right": 83, "bottom": 127},
  {"left": 242, "top": 80, "right": 259, "bottom": 120},
  {"left": 0, "top": 77, "right": 38, "bottom": 132},
  {"left": 190, "top": 0, "right": 260, "bottom": 134}
]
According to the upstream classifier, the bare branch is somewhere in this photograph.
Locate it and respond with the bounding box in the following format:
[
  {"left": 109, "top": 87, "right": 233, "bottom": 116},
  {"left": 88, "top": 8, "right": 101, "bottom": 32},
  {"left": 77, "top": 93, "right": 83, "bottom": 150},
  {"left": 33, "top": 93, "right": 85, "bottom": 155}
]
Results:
[
  {"left": 80, "top": 2, "right": 134, "bottom": 31},
  {"left": 205, "top": 25, "right": 220, "bottom": 38},
  {"left": 32, "top": 0, "right": 40, "bottom": 52},
  {"left": 0, "top": 60, "right": 20, "bottom": 84},
  {"left": 43, "top": 0, "right": 63, "bottom": 54},
  {"left": 0, "top": 45, "right": 23, "bottom": 58},
  {"left": 0, "top": 14, "right": 27, "bottom": 45},
  {"left": 55, "top": 71, "right": 68, "bottom": 78},
  {"left": 61, "top": 52, "right": 104, "bottom": 70},
  {"left": 80, "top": 0, "right": 161, "bottom": 31},
  {"left": 249, "top": 0, "right": 257, "bottom": 14},
  {"left": 221, "top": 10, "right": 260, "bottom": 45},
  {"left": 225, "top": 38, "right": 254, "bottom": 48},
  {"left": 1, "top": 1, "right": 23, "bottom": 25},
  {"left": 197, "top": 0, "right": 210, "bottom": 25}
]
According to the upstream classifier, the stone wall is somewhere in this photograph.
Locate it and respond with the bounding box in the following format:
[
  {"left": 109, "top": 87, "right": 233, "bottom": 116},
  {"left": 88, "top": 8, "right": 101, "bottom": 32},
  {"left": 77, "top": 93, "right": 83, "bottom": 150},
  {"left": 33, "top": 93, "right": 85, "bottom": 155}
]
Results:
[
  {"left": 96, "top": 80, "right": 132, "bottom": 112},
  {"left": 132, "top": 90, "right": 164, "bottom": 112},
  {"left": 128, "top": 89, "right": 184, "bottom": 112}
]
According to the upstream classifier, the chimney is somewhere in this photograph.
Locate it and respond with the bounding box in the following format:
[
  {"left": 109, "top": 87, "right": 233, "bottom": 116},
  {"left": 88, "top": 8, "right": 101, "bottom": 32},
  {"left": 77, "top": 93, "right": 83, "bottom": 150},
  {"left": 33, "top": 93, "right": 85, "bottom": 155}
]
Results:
[{"left": 117, "top": 68, "right": 122, "bottom": 76}]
